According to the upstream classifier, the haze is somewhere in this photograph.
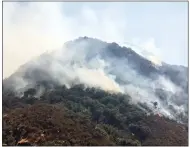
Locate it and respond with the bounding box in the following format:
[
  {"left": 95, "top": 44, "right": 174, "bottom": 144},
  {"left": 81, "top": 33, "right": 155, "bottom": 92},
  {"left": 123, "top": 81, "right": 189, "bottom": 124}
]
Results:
[{"left": 3, "top": 2, "right": 188, "bottom": 79}]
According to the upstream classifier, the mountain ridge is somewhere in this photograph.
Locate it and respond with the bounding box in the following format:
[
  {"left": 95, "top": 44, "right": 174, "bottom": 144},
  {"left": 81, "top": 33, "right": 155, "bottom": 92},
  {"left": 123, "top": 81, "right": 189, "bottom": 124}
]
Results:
[
  {"left": 3, "top": 36, "right": 188, "bottom": 122},
  {"left": 3, "top": 36, "right": 188, "bottom": 146}
]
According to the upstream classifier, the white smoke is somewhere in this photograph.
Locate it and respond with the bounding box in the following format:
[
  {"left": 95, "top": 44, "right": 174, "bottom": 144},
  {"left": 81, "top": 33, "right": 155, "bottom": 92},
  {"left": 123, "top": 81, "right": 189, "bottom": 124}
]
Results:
[
  {"left": 3, "top": 2, "right": 128, "bottom": 78},
  {"left": 3, "top": 2, "right": 168, "bottom": 79},
  {"left": 3, "top": 2, "right": 187, "bottom": 122}
]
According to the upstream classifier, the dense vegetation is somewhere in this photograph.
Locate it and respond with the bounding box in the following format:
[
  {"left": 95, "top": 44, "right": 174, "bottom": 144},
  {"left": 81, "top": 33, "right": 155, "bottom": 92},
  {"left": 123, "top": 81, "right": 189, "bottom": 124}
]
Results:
[{"left": 2, "top": 83, "right": 188, "bottom": 146}]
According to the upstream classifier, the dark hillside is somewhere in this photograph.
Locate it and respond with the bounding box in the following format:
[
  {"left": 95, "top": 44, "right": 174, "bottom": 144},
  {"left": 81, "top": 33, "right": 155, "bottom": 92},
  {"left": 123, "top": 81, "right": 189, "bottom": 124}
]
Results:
[{"left": 2, "top": 84, "right": 188, "bottom": 146}]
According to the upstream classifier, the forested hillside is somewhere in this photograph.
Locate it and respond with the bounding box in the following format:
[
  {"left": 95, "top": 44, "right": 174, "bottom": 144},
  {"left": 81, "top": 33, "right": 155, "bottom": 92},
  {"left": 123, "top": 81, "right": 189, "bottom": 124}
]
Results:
[
  {"left": 3, "top": 84, "right": 188, "bottom": 146},
  {"left": 3, "top": 37, "right": 188, "bottom": 146}
]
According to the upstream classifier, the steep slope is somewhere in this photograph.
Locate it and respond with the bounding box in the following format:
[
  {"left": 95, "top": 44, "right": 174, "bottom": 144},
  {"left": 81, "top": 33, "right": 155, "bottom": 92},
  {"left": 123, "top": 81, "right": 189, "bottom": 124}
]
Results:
[
  {"left": 3, "top": 37, "right": 188, "bottom": 123},
  {"left": 3, "top": 36, "right": 188, "bottom": 145}
]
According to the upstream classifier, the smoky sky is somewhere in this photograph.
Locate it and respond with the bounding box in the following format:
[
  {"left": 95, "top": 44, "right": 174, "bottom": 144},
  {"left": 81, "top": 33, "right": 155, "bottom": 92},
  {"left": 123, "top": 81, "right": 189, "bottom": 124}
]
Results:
[{"left": 3, "top": 2, "right": 188, "bottom": 78}]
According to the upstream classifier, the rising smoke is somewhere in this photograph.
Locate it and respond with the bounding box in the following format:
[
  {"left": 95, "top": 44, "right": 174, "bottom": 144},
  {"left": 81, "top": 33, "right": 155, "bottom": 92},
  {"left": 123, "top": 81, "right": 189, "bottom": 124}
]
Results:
[
  {"left": 3, "top": 2, "right": 166, "bottom": 78},
  {"left": 4, "top": 37, "right": 188, "bottom": 123},
  {"left": 3, "top": 2, "right": 188, "bottom": 123}
]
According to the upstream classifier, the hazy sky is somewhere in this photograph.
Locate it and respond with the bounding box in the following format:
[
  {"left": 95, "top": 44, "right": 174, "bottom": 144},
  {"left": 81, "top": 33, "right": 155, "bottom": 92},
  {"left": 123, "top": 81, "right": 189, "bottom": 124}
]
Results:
[{"left": 3, "top": 2, "right": 188, "bottom": 78}]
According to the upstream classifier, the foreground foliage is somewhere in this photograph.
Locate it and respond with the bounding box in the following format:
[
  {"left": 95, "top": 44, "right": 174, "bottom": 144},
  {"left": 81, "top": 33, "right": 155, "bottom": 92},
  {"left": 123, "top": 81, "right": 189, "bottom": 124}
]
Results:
[{"left": 2, "top": 84, "right": 188, "bottom": 146}]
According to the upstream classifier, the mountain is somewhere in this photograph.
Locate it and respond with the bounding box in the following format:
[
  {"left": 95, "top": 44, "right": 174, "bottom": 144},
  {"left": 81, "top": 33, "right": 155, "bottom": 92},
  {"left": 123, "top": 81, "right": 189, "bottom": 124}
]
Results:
[
  {"left": 3, "top": 37, "right": 188, "bottom": 119},
  {"left": 3, "top": 37, "right": 188, "bottom": 146}
]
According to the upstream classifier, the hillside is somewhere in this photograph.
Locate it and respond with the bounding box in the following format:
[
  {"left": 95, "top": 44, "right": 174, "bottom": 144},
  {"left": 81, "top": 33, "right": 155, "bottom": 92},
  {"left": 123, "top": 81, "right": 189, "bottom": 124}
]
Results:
[
  {"left": 3, "top": 84, "right": 188, "bottom": 146},
  {"left": 3, "top": 37, "right": 188, "bottom": 146}
]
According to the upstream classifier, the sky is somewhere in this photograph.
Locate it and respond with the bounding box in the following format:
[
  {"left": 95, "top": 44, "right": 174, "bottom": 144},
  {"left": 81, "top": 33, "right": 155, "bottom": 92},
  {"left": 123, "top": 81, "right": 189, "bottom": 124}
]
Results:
[{"left": 3, "top": 2, "right": 188, "bottom": 78}]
